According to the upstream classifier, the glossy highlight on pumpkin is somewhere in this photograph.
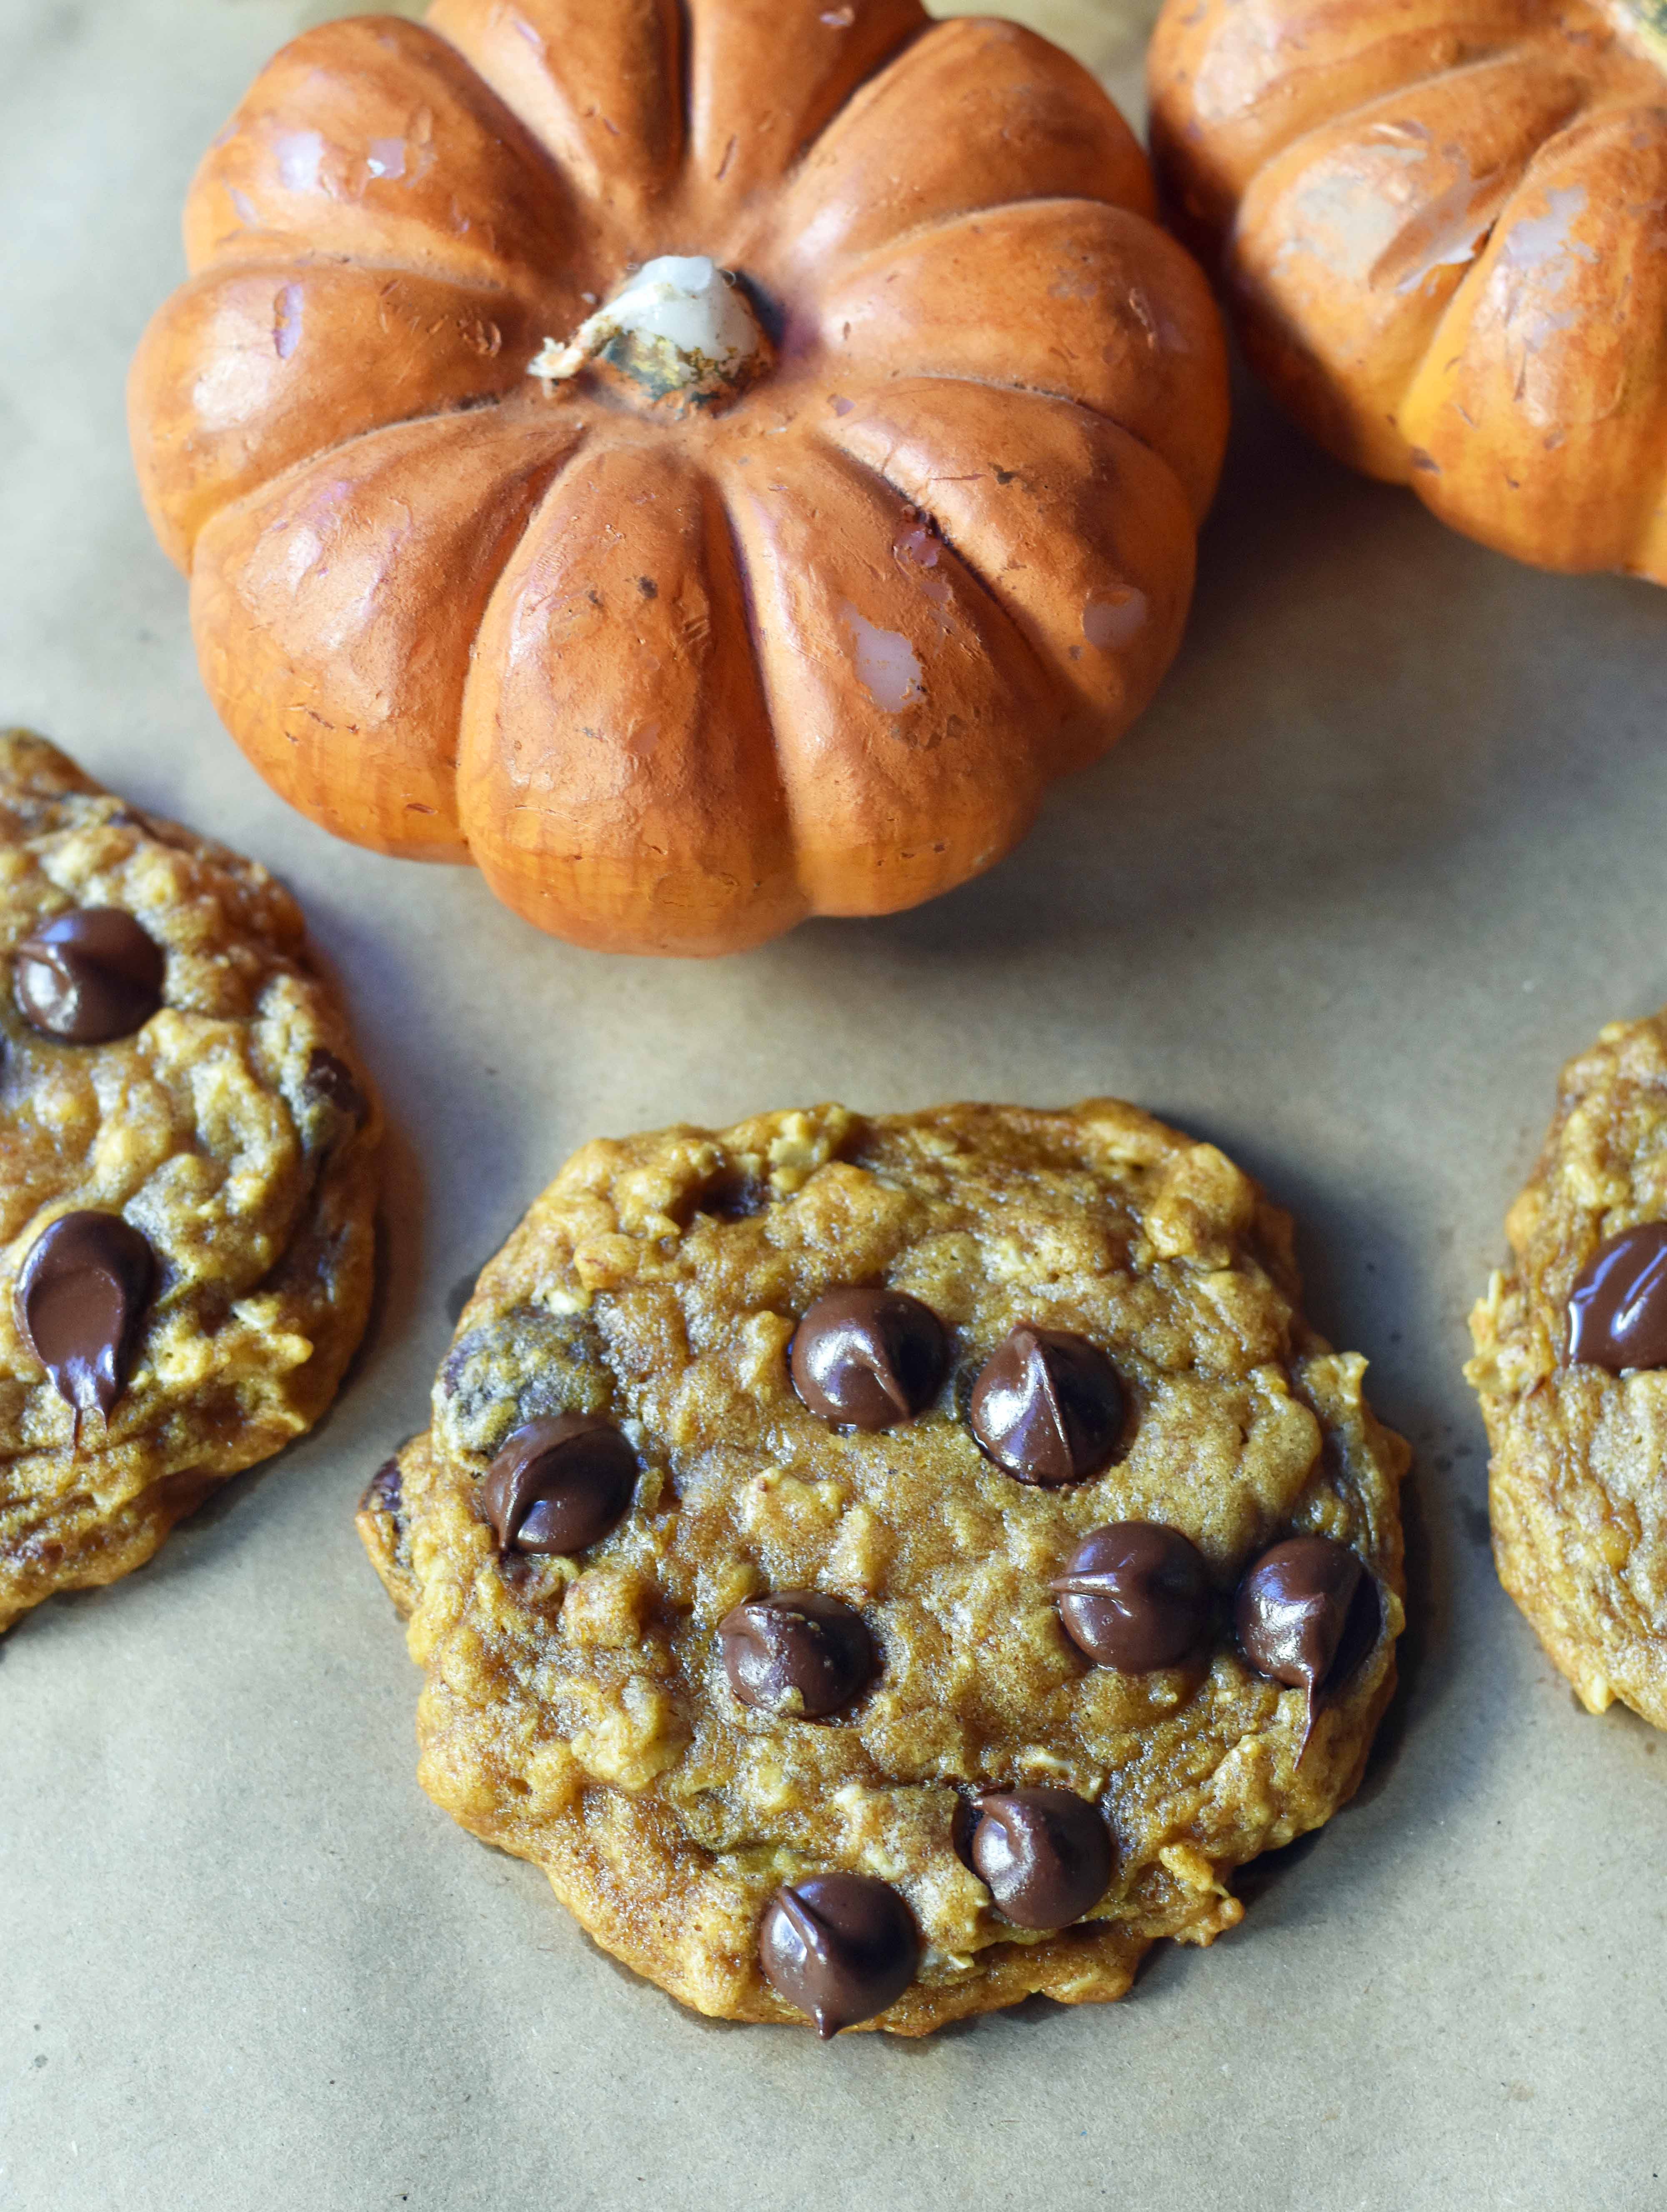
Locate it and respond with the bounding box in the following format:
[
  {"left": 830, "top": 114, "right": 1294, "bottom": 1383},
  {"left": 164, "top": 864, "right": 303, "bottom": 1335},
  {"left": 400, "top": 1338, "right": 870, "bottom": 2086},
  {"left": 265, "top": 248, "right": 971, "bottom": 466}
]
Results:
[{"left": 129, "top": 0, "right": 1229, "bottom": 955}]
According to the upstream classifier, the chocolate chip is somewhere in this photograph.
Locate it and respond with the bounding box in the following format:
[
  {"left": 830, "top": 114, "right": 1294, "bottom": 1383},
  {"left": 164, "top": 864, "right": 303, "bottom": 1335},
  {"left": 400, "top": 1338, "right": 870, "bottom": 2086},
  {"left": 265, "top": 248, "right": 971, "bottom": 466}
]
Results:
[
  {"left": 481, "top": 1413, "right": 636, "bottom": 1554},
  {"left": 969, "top": 1325, "right": 1124, "bottom": 1484},
  {"left": 16, "top": 1210, "right": 155, "bottom": 1438},
  {"left": 1567, "top": 1223, "right": 1667, "bottom": 1371},
  {"left": 1051, "top": 1521, "right": 1214, "bottom": 1670},
  {"left": 13, "top": 909, "right": 164, "bottom": 1042},
  {"left": 718, "top": 1591, "right": 876, "bottom": 1720},
  {"left": 969, "top": 1788, "right": 1113, "bottom": 1929},
  {"left": 757, "top": 1873, "right": 921, "bottom": 2037},
  {"left": 1235, "top": 1535, "right": 1367, "bottom": 1753},
  {"left": 304, "top": 1046, "right": 367, "bottom": 1125},
  {"left": 361, "top": 1457, "right": 402, "bottom": 1517},
  {"left": 789, "top": 1287, "right": 947, "bottom": 1430}
]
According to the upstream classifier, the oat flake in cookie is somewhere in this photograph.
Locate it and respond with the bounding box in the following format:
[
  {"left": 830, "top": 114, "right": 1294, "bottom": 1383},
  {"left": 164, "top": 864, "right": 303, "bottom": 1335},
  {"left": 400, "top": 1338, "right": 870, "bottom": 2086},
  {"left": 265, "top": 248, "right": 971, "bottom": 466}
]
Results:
[
  {"left": 0, "top": 732, "right": 379, "bottom": 1633},
  {"left": 1468, "top": 1011, "right": 1667, "bottom": 1730},
  {"left": 360, "top": 1101, "right": 1405, "bottom": 2035}
]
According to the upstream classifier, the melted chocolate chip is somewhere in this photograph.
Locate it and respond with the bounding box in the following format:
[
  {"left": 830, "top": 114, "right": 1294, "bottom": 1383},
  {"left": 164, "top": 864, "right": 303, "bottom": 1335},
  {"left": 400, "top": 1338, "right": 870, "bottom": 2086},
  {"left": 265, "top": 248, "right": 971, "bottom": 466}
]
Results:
[
  {"left": 1567, "top": 1223, "right": 1667, "bottom": 1372},
  {"left": 14, "top": 909, "right": 164, "bottom": 1043},
  {"left": 969, "top": 1788, "right": 1113, "bottom": 1929},
  {"left": 17, "top": 1211, "right": 155, "bottom": 1437},
  {"left": 789, "top": 1288, "right": 947, "bottom": 1430},
  {"left": 361, "top": 1457, "right": 402, "bottom": 1517},
  {"left": 304, "top": 1046, "right": 367, "bottom": 1125},
  {"left": 717, "top": 1591, "right": 876, "bottom": 1720},
  {"left": 1051, "top": 1521, "right": 1214, "bottom": 1670},
  {"left": 1235, "top": 1535, "right": 1367, "bottom": 1753},
  {"left": 757, "top": 1873, "right": 921, "bottom": 2037},
  {"left": 481, "top": 1414, "right": 636, "bottom": 1554},
  {"left": 969, "top": 1325, "right": 1124, "bottom": 1485}
]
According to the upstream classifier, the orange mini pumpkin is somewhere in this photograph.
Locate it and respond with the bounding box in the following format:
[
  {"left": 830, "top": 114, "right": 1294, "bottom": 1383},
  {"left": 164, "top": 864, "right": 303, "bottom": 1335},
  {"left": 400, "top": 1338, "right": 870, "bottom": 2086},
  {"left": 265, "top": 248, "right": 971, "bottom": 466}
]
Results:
[
  {"left": 129, "top": 0, "right": 1228, "bottom": 955},
  {"left": 1150, "top": 0, "right": 1667, "bottom": 582}
]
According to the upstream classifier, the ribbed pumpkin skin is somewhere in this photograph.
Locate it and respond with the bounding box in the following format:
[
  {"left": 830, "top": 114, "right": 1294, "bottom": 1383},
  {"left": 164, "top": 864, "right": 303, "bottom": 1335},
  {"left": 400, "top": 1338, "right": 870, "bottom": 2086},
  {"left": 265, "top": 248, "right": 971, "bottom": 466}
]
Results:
[
  {"left": 1150, "top": 0, "right": 1667, "bottom": 583},
  {"left": 129, "top": 0, "right": 1229, "bottom": 956}
]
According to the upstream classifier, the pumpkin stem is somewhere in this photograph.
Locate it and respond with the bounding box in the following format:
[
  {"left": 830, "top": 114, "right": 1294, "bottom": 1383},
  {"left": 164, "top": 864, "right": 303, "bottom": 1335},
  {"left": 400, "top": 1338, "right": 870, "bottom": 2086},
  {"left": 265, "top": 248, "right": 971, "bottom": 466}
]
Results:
[{"left": 529, "top": 255, "right": 773, "bottom": 411}]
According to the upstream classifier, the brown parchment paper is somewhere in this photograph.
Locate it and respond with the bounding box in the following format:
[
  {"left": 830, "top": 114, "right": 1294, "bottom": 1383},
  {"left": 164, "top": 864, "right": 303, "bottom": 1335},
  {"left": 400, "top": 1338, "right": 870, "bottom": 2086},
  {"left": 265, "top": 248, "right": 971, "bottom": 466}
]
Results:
[{"left": 3, "top": 3, "right": 1665, "bottom": 2207}]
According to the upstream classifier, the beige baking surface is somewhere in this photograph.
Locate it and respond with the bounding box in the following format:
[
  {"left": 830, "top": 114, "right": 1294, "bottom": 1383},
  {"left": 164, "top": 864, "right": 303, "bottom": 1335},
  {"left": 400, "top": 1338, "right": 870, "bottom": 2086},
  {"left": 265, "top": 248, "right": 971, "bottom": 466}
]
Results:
[{"left": 3, "top": 2, "right": 1665, "bottom": 2206}]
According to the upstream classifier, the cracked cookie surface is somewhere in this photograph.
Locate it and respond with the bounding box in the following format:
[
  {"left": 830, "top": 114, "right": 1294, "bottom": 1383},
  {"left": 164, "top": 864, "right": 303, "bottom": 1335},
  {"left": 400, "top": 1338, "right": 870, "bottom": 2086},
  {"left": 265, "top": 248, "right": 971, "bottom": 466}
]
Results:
[
  {"left": 0, "top": 732, "right": 379, "bottom": 1633},
  {"left": 362, "top": 1099, "right": 1405, "bottom": 2033},
  {"left": 1469, "top": 1011, "right": 1667, "bottom": 1729}
]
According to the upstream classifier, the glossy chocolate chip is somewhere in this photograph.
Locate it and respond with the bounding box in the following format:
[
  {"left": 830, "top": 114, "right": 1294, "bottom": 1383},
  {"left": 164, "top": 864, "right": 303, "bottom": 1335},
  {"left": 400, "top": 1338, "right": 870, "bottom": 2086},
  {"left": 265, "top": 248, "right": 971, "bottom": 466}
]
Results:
[
  {"left": 1052, "top": 1521, "right": 1214, "bottom": 1670},
  {"left": 481, "top": 1413, "right": 636, "bottom": 1554},
  {"left": 758, "top": 1873, "right": 921, "bottom": 2037},
  {"left": 304, "top": 1046, "right": 367, "bottom": 1125},
  {"left": 1235, "top": 1536, "right": 1366, "bottom": 1752},
  {"left": 717, "top": 1591, "right": 876, "bottom": 1720},
  {"left": 17, "top": 1210, "right": 155, "bottom": 1437},
  {"left": 14, "top": 909, "right": 164, "bottom": 1043},
  {"left": 969, "top": 1325, "right": 1124, "bottom": 1485},
  {"left": 789, "top": 1287, "right": 947, "bottom": 1430},
  {"left": 969, "top": 1788, "right": 1113, "bottom": 1929},
  {"left": 1567, "top": 1223, "right": 1667, "bottom": 1372}
]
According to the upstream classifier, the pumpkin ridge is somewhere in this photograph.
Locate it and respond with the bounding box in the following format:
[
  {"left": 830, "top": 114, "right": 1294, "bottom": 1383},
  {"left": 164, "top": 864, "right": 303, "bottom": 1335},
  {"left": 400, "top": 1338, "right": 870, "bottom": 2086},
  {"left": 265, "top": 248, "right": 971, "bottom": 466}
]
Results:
[
  {"left": 170, "top": 386, "right": 542, "bottom": 552},
  {"left": 800, "top": 426, "right": 1076, "bottom": 717},
  {"left": 1383, "top": 95, "right": 1599, "bottom": 458},
  {"left": 712, "top": 430, "right": 1064, "bottom": 912},
  {"left": 702, "top": 466, "right": 805, "bottom": 900},
  {"left": 424, "top": 0, "right": 686, "bottom": 240},
  {"left": 1394, "top": 97, "right": 1667, "bottom": 568},
  {"left": 191, "top": 405, "right": 595, "bottom": 860},
  {"left": 678, "top": 0, "right": 929, "bottom": 212},
  {"left": 1210, "top": 39, "right": 1562, "bottom": 212},
  {"left": 850, "top": 365, "right": 1201, "bottom": 529},
  {"left": 128, "top": 255, "right": 550, "bottom": 569},
  {"left": 182, "top": 15, "right": 589, "bottom": 294},
  {"left": 820, "top": 380, "right": 1198, "bottom": 760},
  {"left": 457, "top": 436, "right": 806, "bottom": 950}
]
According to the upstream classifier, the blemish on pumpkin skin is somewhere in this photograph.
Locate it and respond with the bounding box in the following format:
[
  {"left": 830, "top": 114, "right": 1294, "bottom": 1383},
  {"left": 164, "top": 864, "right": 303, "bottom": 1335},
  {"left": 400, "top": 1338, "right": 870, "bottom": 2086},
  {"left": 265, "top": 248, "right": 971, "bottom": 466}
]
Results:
[
  {"left": 273, "top": 282, "right": 303, "bottom": 361},
  {"left": 893, "top": 522, "right": 953, "bottom": 607},
  {"left": 840, "top": 604, "right": 925, "bottom": 711},
  {"left": 1082, "top": 590, "right": 1147, "bottom": 650},
  {"left": 275, "top": 128, "right": 327, "bottom": 195}
]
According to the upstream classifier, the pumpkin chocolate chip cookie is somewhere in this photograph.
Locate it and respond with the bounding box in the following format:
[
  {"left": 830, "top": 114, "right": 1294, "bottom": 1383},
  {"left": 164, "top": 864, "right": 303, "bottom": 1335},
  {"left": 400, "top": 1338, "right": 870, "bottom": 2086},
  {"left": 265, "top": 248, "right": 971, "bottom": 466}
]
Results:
[
  {"left": 1468, "top": 1010, "right": 1667, "bottom": 1729},
  {"left": 360, "top": 1100, "right": 1406, "bottom": 2035},
  {"left": 0, "top": 732, "right": 379, "bottom": 1634}
]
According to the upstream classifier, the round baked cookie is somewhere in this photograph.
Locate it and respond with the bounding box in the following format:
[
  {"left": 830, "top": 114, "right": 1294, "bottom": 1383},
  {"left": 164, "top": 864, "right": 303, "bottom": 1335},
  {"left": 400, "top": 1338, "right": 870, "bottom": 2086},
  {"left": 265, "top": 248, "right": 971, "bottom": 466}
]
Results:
[
  {"left": 0, "top": 731, "right": 380, "bottom": 1634},
  {"left": 362, "top": 1099, "right": 1406, "bottom": 2035},
  {"left": 1468, "top": 1010, "right": 1667, "bottom": 1729}
]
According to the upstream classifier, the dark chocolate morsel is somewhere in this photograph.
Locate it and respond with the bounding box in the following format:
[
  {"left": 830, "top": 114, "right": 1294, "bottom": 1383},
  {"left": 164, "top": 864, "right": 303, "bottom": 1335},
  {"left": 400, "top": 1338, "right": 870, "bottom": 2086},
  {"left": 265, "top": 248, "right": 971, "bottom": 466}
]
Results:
[
  {"left": 14, "top": 909, "right": 165, "bottom": 1043},
  {"left": 718, "top": 1591, "right": 876, "bottom": 1720},
  {"left": 361, "top": 1457, "right": 402, "bottom": 1518},
  {"left": 481, "top": 1413, "right": 636, "bottom": 1554},
  {"left": 969, "top": 1325, "right": 1124, "bottom": 1485},
  {"left": 789, "top": 1287, "right": 947, "bottom": 1430},
  {"left": 758, "top": 1873, "right": 921, "bottom": 2037},
  {"left": 1567, "top": 1223, "right": 1667, "bottom": 1372},
  {"left": 969, "top": 1787, "right": 1113, "bottom": 1929},
  {"left": 1051, "top": 1521, "right": 1214, "bottom": 1670},
  {"left": 17, "top": 1210, "right": 155, "bottom": 1437},
  {"left": 304, "top": 1046, "right": 367, "bottom": 1125},
  {"left": 1235, "top": 1535, "right": 1367, "bottom": 1755}
]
